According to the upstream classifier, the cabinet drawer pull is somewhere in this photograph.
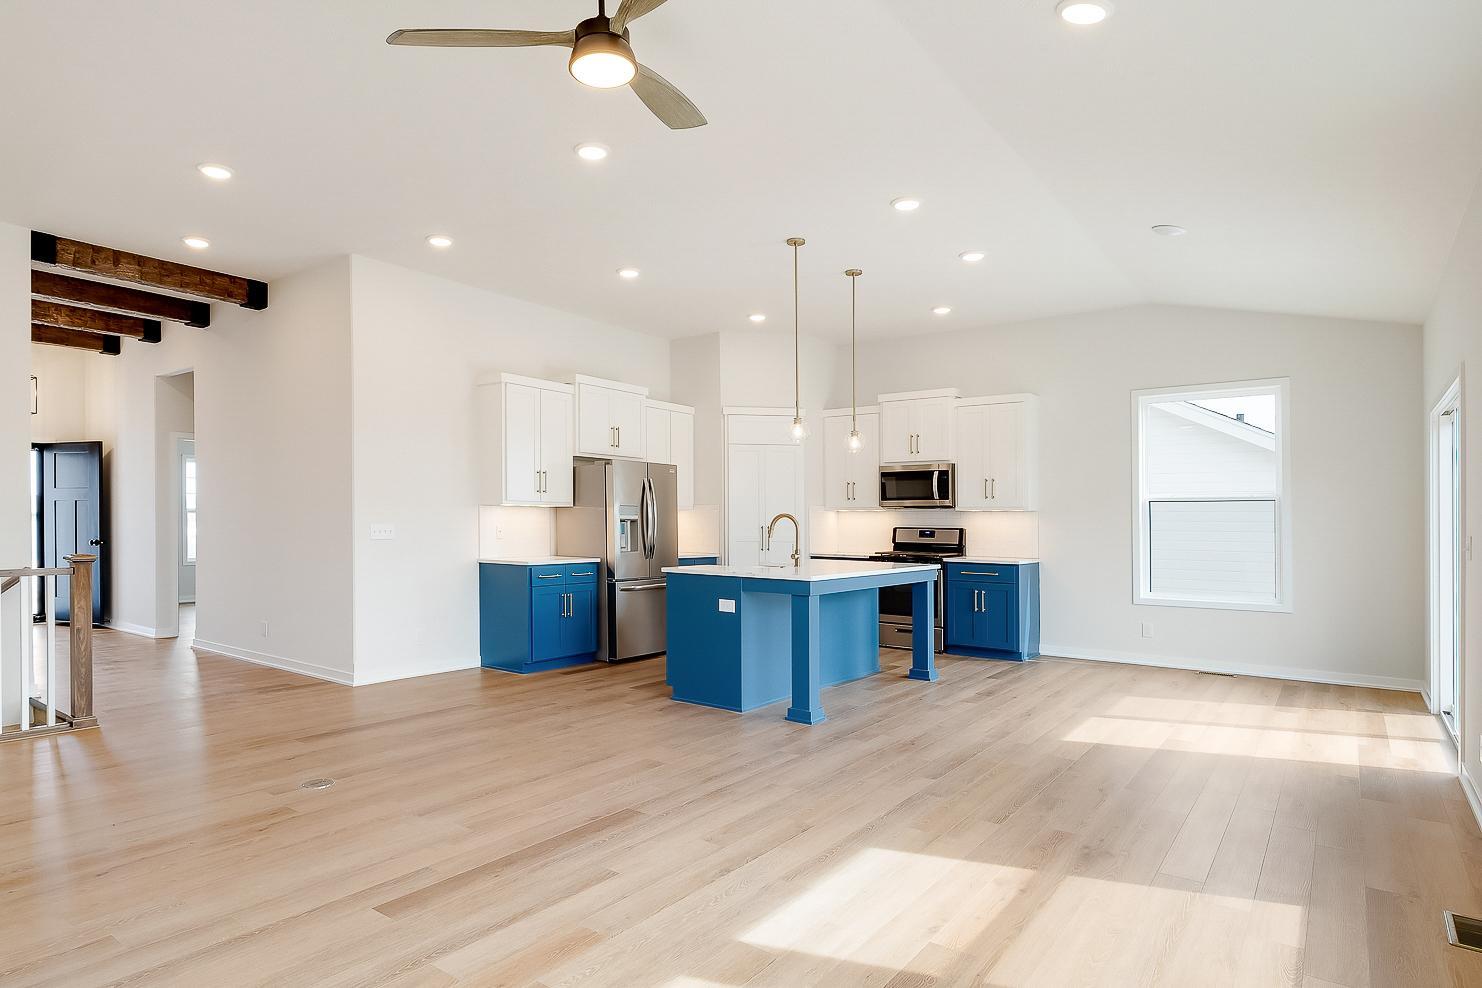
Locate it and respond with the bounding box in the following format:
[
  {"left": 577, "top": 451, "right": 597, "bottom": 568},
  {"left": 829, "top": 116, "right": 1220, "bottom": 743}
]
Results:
[
  {"left": 537, "top": 573, "right": 562, "bottom": 579},
  {"left": 570, "top": 571, "right": 594, "bottom": 577},
  {"left": 960, "top": 570, "right": 1000, "bottom": 577}
]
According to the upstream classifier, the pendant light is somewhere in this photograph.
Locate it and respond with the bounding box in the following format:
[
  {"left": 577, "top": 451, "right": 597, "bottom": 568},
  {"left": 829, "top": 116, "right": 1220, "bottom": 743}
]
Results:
[
  {"left": 845, "top": 268, "right": 863, "bottom": 452},
  {"left": 786, "top": 237, "right": 808, "bottom": 442}
]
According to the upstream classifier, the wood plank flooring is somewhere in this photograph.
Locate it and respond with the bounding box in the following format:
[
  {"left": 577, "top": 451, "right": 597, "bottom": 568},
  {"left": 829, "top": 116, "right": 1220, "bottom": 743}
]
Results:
[{"left": 2, "top": 622, "right": 1480, "bottom": 987}]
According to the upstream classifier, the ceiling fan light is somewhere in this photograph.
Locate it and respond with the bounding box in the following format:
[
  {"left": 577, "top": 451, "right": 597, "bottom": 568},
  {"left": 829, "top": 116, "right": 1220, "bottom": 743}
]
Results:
[{"left": 569, "top": 32, "right": 637, "bottom": 89}]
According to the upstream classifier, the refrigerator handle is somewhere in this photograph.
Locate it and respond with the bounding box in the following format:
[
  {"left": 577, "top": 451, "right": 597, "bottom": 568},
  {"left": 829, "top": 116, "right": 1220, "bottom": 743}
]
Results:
[{"left": 642, "top": 475, "right": 658, "bottom": 559}]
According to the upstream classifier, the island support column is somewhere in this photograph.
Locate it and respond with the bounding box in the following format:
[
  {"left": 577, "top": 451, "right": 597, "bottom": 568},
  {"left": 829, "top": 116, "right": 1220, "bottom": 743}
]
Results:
[
  {"left": 908, "top": 577, "right": 939, "bottom": 681},
  {"left": 785, "top": 594, "right": 825, "bottom": 724}
]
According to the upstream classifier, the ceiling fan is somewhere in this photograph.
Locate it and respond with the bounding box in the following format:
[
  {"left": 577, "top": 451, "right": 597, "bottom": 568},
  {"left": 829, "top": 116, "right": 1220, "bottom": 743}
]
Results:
[{"left": 387, "top": 0, "right": 706, "bottom": 130}]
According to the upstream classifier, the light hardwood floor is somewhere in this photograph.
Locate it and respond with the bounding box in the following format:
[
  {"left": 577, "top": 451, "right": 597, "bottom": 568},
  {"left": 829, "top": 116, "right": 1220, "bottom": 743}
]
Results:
[{"left": 2, "top": 624, "right": 1480, "bottom": 987}]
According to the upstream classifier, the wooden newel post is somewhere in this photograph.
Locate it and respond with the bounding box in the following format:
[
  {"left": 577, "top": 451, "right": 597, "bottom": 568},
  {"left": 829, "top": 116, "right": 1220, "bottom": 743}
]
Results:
[{"left": 64, "top": 554, "right": 98, "bottom": 729}]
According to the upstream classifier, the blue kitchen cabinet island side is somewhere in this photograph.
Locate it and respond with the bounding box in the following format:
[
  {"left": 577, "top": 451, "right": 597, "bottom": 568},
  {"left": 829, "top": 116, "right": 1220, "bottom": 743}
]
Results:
[
  {"left": 479, "top": 560, "right": 600, "bottom": 673},
  {"left": 943, "top": 560, "right": 1040, "bottom": 661},
  {"left": 678, "top": 554, "right": 719, "bottom": 566},
  {"left": 663, "top": 560, "right": 939, "bottom": 725}
]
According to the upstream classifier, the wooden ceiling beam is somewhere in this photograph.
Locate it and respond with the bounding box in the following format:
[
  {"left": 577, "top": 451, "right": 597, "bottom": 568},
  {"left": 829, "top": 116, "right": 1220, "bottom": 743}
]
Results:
[
  {"left": 31, "top": 271, "right": 211, "bottom": 328},
  {"left": 32, "top": 324, "right": 121, "bottom": 355},
  {"left": 31, "top": 300, "right": 161, "bottom": 342},
  {"left": 32, "top": 232, "right": 267, "bottom": 309}
]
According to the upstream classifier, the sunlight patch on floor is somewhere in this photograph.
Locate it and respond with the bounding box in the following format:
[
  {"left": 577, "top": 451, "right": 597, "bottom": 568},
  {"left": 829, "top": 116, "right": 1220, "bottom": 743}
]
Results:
[
  {"left": 739, "top": 848, "right": 1033, "bottom": 973},
  {"left": 986, "top": 874, "right": 1305, "bottom": 986},
  {"left": 1065, "top": 715, "right": 1454, "bottom": 771},
  {"left": 1103, "top": 695, "right": 1443, "bottom": 740}
]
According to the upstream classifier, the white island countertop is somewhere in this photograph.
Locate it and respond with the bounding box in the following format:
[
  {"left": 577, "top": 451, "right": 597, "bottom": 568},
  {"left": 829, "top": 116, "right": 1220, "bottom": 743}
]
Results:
[
  {"left": 663, "top": 559, "right": 938, "bottom": 583},
  {"left": 951, "top": 556, "right": 1041, "bottom": 565},
  {"left": 479, "top": 556, "right": 601, "bottom": 566}
]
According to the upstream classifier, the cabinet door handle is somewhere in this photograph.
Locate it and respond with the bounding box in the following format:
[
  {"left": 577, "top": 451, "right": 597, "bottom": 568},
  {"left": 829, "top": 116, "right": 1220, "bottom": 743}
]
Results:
[
  {"left": 991, "top": 478, "right": 996, "bottom": 499},
  {"left": 984, "top": 478, "right": 989, "bottom": 499}
]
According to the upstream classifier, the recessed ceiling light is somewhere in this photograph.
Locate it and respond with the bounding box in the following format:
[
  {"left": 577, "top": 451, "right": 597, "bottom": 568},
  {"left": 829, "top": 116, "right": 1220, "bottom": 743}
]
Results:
[
  {"left": 426, "top": 234, "right": 454, "bottom": 248},
  {"left": 1057, "top": 0, "right": 1113, "bottom": 25},
  {"left": 891, "top": 197, "right": 922, "bottom": 212},
  {"left": 749, "top": 313, "right": 766, "bottom": 323},
  {"left": 181, "top": 236, "right": 211, "bottom": 250},
  {"left": 932, "top": 305, "right": 952, "bottom": 316},
  {"left": 1151, "top": 224, "right": 1187, "bottom": 237},
  {"left": 617, "top": 267, "right": 640, "bottom": 280},
  {"left": 959, "top": 250, "right": 986, "bottom": 264},
  {"left": 575, "top": 143, "right": 610, "bottom": 162},
  {"left": 196, "top": 162, "right": 233, "bottom": 181}
]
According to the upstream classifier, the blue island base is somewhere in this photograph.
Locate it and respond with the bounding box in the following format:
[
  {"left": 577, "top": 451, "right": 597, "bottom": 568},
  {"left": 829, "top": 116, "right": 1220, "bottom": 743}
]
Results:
[{"left": 666, "top": 575, "right": 880, "bottom": 714}]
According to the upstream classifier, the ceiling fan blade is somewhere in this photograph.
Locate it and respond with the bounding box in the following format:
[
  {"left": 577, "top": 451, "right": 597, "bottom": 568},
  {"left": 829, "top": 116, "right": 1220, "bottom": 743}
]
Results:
[
  {"left": 630, "top": 63, "right": 707, "bottom": 130},
  {"left": 610, "top": 0, "right": 670, "bottom": 35},
  {"left": 386, "top": 28, "right": 574, "bottom": 48}
]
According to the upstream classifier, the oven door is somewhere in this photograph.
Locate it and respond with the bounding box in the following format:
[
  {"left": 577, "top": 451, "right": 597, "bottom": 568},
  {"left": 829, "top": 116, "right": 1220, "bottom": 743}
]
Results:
[
  {"left": 878, "top": 569, "right": 944, "bottom": 629},
  {"left": 879, "top": 464, "right": 955, "bottom": 508}
]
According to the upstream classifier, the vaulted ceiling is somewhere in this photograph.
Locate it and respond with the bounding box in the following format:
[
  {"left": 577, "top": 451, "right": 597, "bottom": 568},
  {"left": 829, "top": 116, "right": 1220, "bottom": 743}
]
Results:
[{"left": 2, "top": 0, "right": 1479, "bottom": 340}]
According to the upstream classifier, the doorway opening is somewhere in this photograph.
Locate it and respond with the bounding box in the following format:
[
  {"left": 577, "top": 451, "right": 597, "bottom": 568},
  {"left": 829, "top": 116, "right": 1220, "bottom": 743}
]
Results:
[
  {"left": 157, "top": 370, "right": 196, "bottom": 643},
  {"left": 1430, "top": 376, "right": 1465, "bottom": 742}
]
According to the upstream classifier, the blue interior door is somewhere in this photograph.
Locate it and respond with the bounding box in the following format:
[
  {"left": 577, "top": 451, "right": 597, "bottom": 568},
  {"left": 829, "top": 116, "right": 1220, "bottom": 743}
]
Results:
[{"left": 37, "top": 442, "right": 104, "bottom": 624}]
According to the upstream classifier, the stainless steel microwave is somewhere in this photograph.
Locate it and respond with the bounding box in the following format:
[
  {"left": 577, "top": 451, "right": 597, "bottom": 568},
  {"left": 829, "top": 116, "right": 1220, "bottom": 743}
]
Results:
[{"left": 879, "top": 463, "right": 956, "bottom": 509}]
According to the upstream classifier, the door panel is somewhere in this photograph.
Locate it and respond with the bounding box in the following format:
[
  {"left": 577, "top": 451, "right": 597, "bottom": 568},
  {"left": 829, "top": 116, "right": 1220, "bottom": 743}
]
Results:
[
  {"left": 915, "top": 398, "right": 953, "bottom": 461},
  {"left": 539, "top": 389, "right": 573, "bottom": 504},
  {"left": 671, "top": 411, "right": 694, "bottom": 510},
  {"left": 760, "top": 446, "right": 802, "bottom": 566},
  {"left": 531, "top": 587, "right": 565, "bottom": 660},
  {"left": 611, "top": 580, "right": 667, "bottom": 659},
  {"left": 562, "top": 584, "right": 597, "bottom": 656},
  {"left": 955, "top": 405, "right": 990, "bottom": 509},
  {"left": 823, "top": 416, "right": 851, "bottom": 508},
  {"left": 578, "top": 384, "right": 613, "bottom": 455},
  {"left": 39, "top": 442, "right": 103, "bottom": 623},
  {"left": 851, "top": 412, "right": 881, "bottom": 509},
  {"left": 726, "top": 445, "right": 763, "bottom": 566},
  {"left": 645, "top": 406, "right": 672, "bottom": 464},
  {"left": 946, "top": 581, "right": 978, "bottom": 648},
  {"left": 611, "top": 391, "right": 645, "bottom": 457},
  {"left": 609, "top": 461, "right": 649, "bottom": 581},
  {"left": 880, "top": 402, "right": 912, "bottom": 462},
  {"left": 504, "top": 383, "right": 540, "bottom": 503},
  {"left": 978, "top": 584, "right": 1016, "bottom": 650},
  {"left": 987, "top": 402, "right": 1023, "bottom": 508},
  {"left": 647, "top": 463, "right": 680, "bottom": 573}
]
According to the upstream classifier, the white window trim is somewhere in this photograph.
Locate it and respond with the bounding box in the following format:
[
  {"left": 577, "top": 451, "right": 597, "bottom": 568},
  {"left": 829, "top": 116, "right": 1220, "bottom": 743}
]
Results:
[
  {"left": 180, "top": 448, "right": 197, "bottom": 567},
  {"left": 1131, "top": 377, "right": 1293, "bottom": 613}
]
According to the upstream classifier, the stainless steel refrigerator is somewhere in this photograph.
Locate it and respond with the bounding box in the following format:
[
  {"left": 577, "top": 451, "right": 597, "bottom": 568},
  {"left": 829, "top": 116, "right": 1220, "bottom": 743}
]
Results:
[{"left": 555, "top": 458, "right": 678, "bottom": 661}]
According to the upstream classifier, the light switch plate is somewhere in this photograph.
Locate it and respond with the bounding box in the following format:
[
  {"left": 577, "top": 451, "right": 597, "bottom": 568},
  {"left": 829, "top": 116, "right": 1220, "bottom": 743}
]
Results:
[
  {"left": 718, "top": 598, "right": 736, "bottom": 613},
  {"left": 370, "top": 524, "right": 396, "bottom": 541}
]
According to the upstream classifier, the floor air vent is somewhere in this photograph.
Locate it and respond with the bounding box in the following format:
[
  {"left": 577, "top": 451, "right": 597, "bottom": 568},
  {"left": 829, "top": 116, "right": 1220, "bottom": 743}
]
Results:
[
  {"left": 300, "top": 778, "right": 336, "bottom": 791},
  {"left": 1196, "top": 671, "right": 1236, "bottom": 678},
  {"left": 1445, "top": 911, "right": 1482, "bottom": 952}
]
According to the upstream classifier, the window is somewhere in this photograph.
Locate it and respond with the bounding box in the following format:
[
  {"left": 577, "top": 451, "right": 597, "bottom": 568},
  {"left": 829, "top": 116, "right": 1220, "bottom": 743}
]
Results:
[
  {"left": 181, "top": 451, "right": 197, "bottom": 565},
  {"left": 1134, "top": 379, "right": 1291, "bottom": 611}
]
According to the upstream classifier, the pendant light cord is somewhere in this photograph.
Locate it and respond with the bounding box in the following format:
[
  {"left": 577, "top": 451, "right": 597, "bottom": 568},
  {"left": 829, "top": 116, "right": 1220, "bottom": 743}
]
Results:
[
  {"left": 793, "top": 241, "right": 801, "bottom": 423},
  {"left": 851, "top": 273, "right": 857, "bottom": 432}
]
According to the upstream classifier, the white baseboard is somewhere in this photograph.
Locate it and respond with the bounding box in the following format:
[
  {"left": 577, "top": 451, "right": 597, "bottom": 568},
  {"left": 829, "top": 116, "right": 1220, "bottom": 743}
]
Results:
[
  {"left": 1461, "top": 764, "right": 1482, "bottom": 835},
  {"left": 353, "top": 658, "right": 480, "bottom": 687},
  {"left": 104, "top": 621, "right": 162, "bottom": 639},
  {"left": 192, "top": 638, "right": 354, "bottom": 686},
  {"left": 1039, "top": 643, "right": 1425, "bottom": 694},
  {"left": 1421, "top": 685, "right": 1436, "bottom": 713}
]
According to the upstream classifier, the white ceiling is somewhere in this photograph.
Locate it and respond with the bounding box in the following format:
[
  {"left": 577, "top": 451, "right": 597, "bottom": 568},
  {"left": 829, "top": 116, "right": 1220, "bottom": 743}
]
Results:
[{"left": 2, "top": 0, "right": 1479, "bottom": 340}]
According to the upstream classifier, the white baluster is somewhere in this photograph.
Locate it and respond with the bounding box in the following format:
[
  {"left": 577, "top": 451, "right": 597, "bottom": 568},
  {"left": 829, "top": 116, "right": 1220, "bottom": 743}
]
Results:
[
  {"left": 45, "top": 574, "right": 56, "bottom": 727},
  {"left": 20, "top": 577, "right": 31, "bottom": 732}
]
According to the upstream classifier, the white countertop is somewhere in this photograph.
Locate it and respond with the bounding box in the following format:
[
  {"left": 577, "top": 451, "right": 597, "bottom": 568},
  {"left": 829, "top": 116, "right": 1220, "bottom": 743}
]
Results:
[
  {"left": 664, "top": 559, "right": 938, "bottom": 583},
  {"left": 479, "top": 556, "right": 601, "bottom": 566},
  {"left": 679, "top": 550, "right": 720, "bottom": 558},
  {"left": 951, "top": 556, "right": 1040, "bottom": 565}
]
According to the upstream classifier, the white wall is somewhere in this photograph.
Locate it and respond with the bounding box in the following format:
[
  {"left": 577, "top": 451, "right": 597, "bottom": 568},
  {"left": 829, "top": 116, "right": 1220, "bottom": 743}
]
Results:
[
  {"left": 0, "top": 224, "right": 30, "bottom": 726},
  {"left": 840, "top": 303, "right": 1424, "bottom": 689},
  {"left": 348, "top": 255, "right": 672, "bottom": 685},
  {"left": 100, "top": 258, "right": 356, "bottom": 684},
  {"left": 1423, "top": 172, "right": 1482, "bottom": 787}
]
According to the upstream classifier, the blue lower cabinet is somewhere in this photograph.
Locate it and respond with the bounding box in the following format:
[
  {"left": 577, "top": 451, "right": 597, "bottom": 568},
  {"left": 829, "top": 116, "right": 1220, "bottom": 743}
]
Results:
[
  {"left": 943, "top": 562, "right": 1040, "bottom": 661},
  {"left": 679, "top": 554, "right": 719, "bottom": 566},
  {"left": 480, "top": 563, "right": 599, "bottom": 673}
]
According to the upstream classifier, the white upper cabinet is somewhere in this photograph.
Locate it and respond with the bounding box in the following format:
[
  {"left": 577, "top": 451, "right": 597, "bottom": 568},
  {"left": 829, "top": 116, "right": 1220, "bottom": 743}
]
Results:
[
  {"left": 644, "top": 399, "right": 696, "bottom": 510},
  {"left": 823, "top": 408, "right": 881, "bottom": 509},
  {"left": 575, "top": 375, "right": 648, "bottom": 459},
  {"left": 879, "top": 389, "right": 959, "bottom": 463},
  {"left": 476, "top": 374, "right": 575, "bottom": 506},
  {"left": 954, "top": 395, "right": 1038, "bottom": 510}
]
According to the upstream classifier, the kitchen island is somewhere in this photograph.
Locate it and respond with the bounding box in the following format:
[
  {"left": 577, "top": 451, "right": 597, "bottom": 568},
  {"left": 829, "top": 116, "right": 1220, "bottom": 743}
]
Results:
[{"left": 662, "top": 560, "right": 939, "bottom": 725}]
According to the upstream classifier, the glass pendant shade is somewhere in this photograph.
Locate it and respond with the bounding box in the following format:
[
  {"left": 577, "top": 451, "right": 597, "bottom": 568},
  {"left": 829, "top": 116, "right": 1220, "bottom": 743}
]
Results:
[{"left": 848, "top": 429, "right": 863, "bottom": 452}]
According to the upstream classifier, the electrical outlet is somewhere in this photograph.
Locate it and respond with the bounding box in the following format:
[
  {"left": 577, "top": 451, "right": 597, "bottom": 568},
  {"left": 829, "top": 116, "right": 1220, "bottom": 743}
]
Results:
[
  {"left": 369, "top": 523, "right": 396, "bottom": 541},
  {"left": 495, "top": 526, "right": 506, "bottom": 540},
  {"left": 718, "top": 598, "right": 736, "bottom": 613},
  {"left": 261, "top": 619, "right": 269, "bottom": 639},
  {"left": 1140, "top": 622, "right": 1154, "bottom": 639}
]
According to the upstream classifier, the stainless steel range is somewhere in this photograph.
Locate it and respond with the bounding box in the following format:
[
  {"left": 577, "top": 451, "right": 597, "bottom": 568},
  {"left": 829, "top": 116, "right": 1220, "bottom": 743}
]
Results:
[{"left": 869, "top": 526, "right": 965, "bottom": 652}]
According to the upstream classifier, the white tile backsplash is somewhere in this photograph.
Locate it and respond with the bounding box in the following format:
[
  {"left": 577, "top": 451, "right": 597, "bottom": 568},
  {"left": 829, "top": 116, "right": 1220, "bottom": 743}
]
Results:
[{"left": 809, "top": 509, "right": 1039, "bottom": 559}]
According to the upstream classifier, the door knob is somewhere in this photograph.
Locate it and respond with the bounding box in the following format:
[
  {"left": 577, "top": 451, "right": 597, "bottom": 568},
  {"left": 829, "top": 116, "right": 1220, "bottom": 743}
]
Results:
[{"left": 88, "top": 538, "right": 104, "bottom": 547}]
